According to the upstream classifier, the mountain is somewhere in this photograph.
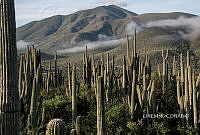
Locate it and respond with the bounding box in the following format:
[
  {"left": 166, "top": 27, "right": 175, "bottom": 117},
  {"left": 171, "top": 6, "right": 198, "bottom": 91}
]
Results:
[
  {"left": 17, "top": 5, "right": 137, "bottom": 51},
  {"left": 17, "top": 5, "right": 198, "bottom": 53}
]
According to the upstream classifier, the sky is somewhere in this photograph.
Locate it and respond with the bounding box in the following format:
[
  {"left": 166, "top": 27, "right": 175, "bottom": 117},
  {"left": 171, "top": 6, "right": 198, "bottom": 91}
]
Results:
[{"left": 15, "top": 0, "right": 200, "bottom": 27}]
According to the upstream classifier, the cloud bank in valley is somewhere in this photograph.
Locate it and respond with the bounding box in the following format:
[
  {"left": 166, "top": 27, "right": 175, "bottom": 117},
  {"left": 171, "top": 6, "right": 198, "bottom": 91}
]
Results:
[
  {"left": 126, "top": 16, "right": 200, "bottom": 40},
  {"left": 58, "top": 34, "right": 126, "bottom": 53},
  {"left": 17, "top": 40, "right": 34, "bottom": 50}
]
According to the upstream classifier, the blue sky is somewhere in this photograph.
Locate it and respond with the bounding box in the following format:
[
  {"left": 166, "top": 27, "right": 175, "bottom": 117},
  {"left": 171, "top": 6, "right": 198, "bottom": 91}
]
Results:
[{"left": 15, "top": 0, "right": 200, "bottom": 27}]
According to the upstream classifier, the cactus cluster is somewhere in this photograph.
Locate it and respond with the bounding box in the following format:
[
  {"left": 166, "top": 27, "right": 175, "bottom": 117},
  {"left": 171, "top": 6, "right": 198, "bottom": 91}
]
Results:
[
  {"left": 176, "top": 51, "right": 200, "bottom": 128},
  {"left": 18, "top": 47, "right": 43, "bottom": 134}
]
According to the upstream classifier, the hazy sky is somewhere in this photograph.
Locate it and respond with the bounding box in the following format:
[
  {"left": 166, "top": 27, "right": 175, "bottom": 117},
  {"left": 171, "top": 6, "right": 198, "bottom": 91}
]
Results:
[{"left": 15, "top": 0, "right": 200, "bottom": 27}]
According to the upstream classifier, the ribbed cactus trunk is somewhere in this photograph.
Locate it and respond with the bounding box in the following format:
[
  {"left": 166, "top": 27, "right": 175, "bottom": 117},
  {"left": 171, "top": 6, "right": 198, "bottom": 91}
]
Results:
[
  {"left": 97, "top": 76, "right": 106, "bottom": 135},
  {"left": 0, "top": 0, "right": 20, "bottom": 134},
  {"left": 76, "top": 116, "right": 82, "bottom": 135},
  {"left": 68, "top": 63, "right": 71, "bottom": 96},
  {"left": 172, "top": 56, "right": 176, "bottom": 76},
  {"left": 192, "top": 73, "right": 198, "bottom": 128},
  {"left": 72, "top": 65, "right": 77, "bottom": 124},
  {"left": 184, "top": 67, "right": 189, "bottom": 124},
  {"left": 54, "top": 51, "right": 57, "bottom": 87},
  {"left": 131, "top": 69, "right": 136, "bottom": 118},
  {"left": 161, "top": 49, "right": 168, "bottom": 94}
]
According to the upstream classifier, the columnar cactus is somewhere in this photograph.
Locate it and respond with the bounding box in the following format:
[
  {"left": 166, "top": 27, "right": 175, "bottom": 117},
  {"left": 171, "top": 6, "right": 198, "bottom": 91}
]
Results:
[
  {"left": 0, "top": 0, "right": 20, "bottom": 134},
  {"left": 97, "top": 76, "right": 106, "bottom": 135},
  {"left": 122, "top": 56, "right": 128, "bottom": 92},
  {"left": 68, "top": 63, "right": 71, "bottom": 96},
  {"left": 82, "top": 46, "right": 92, "bottom": 87},
  {"left": 133, "top": 29, "right": 137, "bottom": 58},
  {"left": 180, "top": 53, "right": 184, "bottom": 83},
  {"left": 27, "top": 65, "right": 41, "bottom": 134},
  {"left": 72, "top": 65, "right": 77, "bottom": 124},
  {"left": 161, "top": 48, "right": 168, "bottom": 94},
  {"left": 54, "top": 51, "right": 58, "bottom": 87},
  {"left": 131, "top": 69, "right": 136, "bottom": 118},
  {"left": 70, "top": 129, "right": 77, "bottom": 135},
  {"left": 76, "top": 116, "right": 82, "bottom": 135},
  {"left": 184, "top": 67, "right": 189, "bottom": 124},
  {"left": 192, "top": 72, "right": 198, "bottom": 129},
  {"left": 188, "top": 66, "right": 193, "bottom": 109},
  {"left": 172, "top": 56, "right": 176, "bottom": 76},
  {"left": 46, "top": 119, "right": 67, "bottom": 135}
]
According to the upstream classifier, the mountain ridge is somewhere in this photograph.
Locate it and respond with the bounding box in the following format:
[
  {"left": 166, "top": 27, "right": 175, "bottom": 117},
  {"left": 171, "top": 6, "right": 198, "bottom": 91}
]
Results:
[{"left": 16, "top": 5, "right": 198, "bottom": 53}]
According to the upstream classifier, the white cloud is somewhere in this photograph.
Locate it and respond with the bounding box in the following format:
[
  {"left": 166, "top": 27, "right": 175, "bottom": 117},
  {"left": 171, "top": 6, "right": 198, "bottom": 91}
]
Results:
[
  {"left": 58, "top": 34, "right": 125, "bottom": 53},
  {"left": 96, "top": 0, "right": 127, "bottom": 7},
  {"left": 17, "top": 40, "right": 34, "bottom": 50},
  {"left": 125, "top": 16, "right": 200, "bottom": 40}
]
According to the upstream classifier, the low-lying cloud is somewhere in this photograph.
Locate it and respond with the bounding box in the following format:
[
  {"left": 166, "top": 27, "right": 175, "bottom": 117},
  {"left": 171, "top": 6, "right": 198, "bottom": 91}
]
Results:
[
  {"left": 58, "top": 35, "right": 126, "bottom": 53},
  {"left": 126, "top": 16, "right": 200, "bottom": 40},
  {"left": 17, "top": 40, "right": 34, "bottom": 50}
]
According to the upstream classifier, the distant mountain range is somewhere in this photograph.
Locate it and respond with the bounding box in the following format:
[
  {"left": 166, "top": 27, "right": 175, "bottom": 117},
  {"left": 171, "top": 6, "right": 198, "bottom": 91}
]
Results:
[{"left": 16, "top": 5, "right": 200, "bottom": 54}]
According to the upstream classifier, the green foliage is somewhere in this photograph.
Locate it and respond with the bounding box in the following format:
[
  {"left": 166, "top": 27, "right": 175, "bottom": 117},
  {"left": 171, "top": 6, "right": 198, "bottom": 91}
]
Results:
[
  {"left": 43, "top": 95, "right": 71, "bottom": 109},
  {"left": 127, "top": 120, "right": 144, "bottom": 135},
  {"left": 147, "top": 122, "right": 170, "bottom": 135},
  {"left": 106, "top": 102, "right": 130, "bottom": 134},
  {"left": 177, "top": 124, "right": 194, "bottom": 135},
  {"left": 43, "top": 95, "right": 72, "bottom": 131},
  {"left": 41, "top": 86, "right": 66, "bottom": 99}
]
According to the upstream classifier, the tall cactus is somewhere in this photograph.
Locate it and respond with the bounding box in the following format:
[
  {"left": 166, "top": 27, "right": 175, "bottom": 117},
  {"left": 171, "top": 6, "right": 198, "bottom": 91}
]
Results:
[
  {"left": 76, "top": 116, "right": 82, "bottom": 135},
  {"left": 122, "top": 56, "right": 128, "bottom": 92},
  {"left": 184, "top": 67, "right": 189, "bottom": 124},
  {"left": 0, "top": 0, "right": 20, "bottom": 134},
  {"left": 192, "top": 72, "right": 198, "bottom": 129},
  {"left": 172, "top": 56, "right": 176, "bottom": 76},
  {"left": 72, "top": 65, "right": 77, "bottom": 124},
  {"left": 131, "top": 69, "right": 136, "bottom": 118},
  {"left": 161, "top": 48, "right": 168, "bottom": 94},
  {"left": 97, "top": 76, "right": 106, "bottom": 135},
  {"left": 46, "top": 119, "right": 67, "bottom": 135},
  {"left": 68, "top": 63, "right": 71, "bottom": 96},
  {"left": 27, "top": 65, "right": 41, "bottom": 134},
  {"left": 54, "top": 51, "right": 58, "bottom": 87}
]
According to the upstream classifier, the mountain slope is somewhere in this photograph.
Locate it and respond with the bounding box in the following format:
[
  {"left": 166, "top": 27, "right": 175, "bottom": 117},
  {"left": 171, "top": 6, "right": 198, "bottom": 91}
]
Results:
[{"left": 16, "top": 5, "right": 198, "bottom": 52}]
